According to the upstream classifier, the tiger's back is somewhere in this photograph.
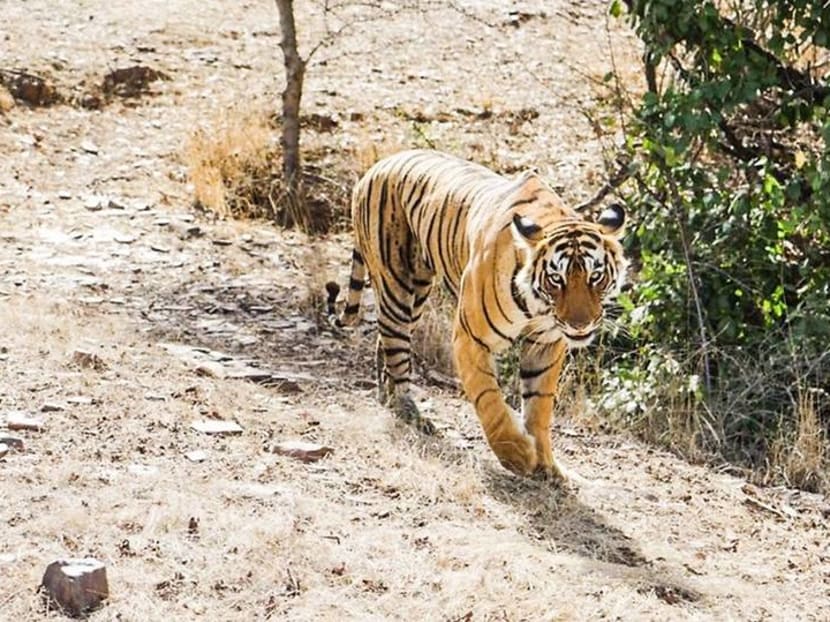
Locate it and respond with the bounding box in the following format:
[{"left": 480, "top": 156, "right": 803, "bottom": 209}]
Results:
[{"left": 350, "top": 150, "right": 506, "bottom": 299}]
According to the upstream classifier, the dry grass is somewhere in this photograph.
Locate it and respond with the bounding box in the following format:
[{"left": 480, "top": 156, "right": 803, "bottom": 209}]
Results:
[
  {"left": 770, "top": 391, "right": 829, "bottom": 492},
  {"left": 184, "top": 109, "right": 279, "bottom": 220},
  {"left": 3, "top": 1, "right": 830, "bottom": 619}
]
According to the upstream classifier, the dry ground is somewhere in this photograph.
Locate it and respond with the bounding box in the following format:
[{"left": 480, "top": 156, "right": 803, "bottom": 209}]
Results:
[{"left": 1, "top": 1, "right": 828, "bottom": 620}]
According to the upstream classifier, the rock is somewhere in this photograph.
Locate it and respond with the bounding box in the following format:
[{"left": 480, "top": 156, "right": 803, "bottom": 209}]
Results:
[
  {"left": 0, "top": 435, "right": 25, "bottom": 451},
  {"left": 194, "top": 361, "right": 227, "bottom": 378},
  {"left": 80, "top": 141, "right": 99, "bottom": 155},
  {"left": 226, "top": 367, "right": 273, "bottom": 384},
  {"left": 71, "top": 349, "right": 106, "bottom": 370},
  {"left": 83, "top": 196, "right": 104, "bottom": 211},
  {"left": 0, "top": 443, "right": 8, "bottom": 458},
  {"left": 113, "top": 233, "right": 137, "bottom": 244},
  {"left": 1, "top": 70, "right": 61, "bottom": 106},
  {"left": 40, "top": 558, "right": 109, "bottom": 617},
  {"left": 185, "top": 450, "right": 208, "bottom": 462},
  {"left": 102, "top": 65, "right": 170, "bottom": 97},
  {"left": 6, "top": 411, "right": 44, "bottom": 431},
  {"left": 41, "top": 401, "right": 65, "bottom": 413},
  {"left": 190, "top": 419, "right": 243, "bottom": 436},
  {"left": 269, "top": 440, "right": 333, "bottom": 463},
  {"left": 66, "top": 396, "right": 93, "bottom": 406}
]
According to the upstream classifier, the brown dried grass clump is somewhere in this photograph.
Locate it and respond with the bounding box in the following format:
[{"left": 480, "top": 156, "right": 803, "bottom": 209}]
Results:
[
  {"left": 770, "top": 391, "right": 829, "bottom": 492},
  {"left": 184, "top": 110, "right": 281, "bottom": 220}
]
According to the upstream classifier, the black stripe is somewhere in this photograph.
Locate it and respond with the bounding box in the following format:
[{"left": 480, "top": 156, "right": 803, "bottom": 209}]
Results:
[
  {"left": 349, "top": 277, "right": 365, "bottom": 291},
  {"left": 361, "top": 177, "right": 374, "bottom": 238},
  {"left": 522, "top": 391, "right": 556, "bottom": 400},
  {"left": 344, "top": 303, "right": 360, "bottom": 315},
  {"left": 480, "top": 300, "right": 511, "bottom": 343},
  {"left": 407, "top": 177, "right": 430, "bottom": 228},
  {"left": 510, "top": 265, "right": 532, "bottom": 318},
  {"left": 519, "top": 362, "right": 556, "bottom": 380},
  {"left": 457, "top": 311, "right": 492, "bottom": 353},
  {"left": 379, "top": 280, "right": 411, "bottom": 323},
  {"left": 474, "top": 388, "right": 500, "bottom": 409},
  {"left": 377, "top": 318, "right": 411, "bottom": 342},
  {"left": 377, "top": 178, "right": 390, "bottom": 264},
  {"left": 384, "top": 347, "right": 409, "bottom": 358},
  {"left": 352, "top": 249, "right": 364, "bottom": 264},
  {"left": 506, "top": 191, "right": 540, "bottom": 211},
  {"left": 475, "top": 363, "right": 497, "bottom": 378},
  {"left": 448, "top": 208, "right": 465, "bottom": 277},
  {"left": 424, "top": 208, "right": 442, "bottom": 270}
]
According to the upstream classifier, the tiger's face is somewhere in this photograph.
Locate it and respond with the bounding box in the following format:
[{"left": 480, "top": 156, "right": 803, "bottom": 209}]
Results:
[{"left": 512, "top": 204, "right": 627, "bottom": 348}]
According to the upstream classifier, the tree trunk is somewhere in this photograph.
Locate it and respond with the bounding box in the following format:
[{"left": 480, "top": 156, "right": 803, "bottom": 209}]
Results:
[{"left": 275, "top": 0, "right": 308, "bottom": 230}]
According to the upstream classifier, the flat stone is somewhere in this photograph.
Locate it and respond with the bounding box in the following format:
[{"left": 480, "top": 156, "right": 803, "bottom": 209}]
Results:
[
  {"left": 80, "top": 140, "right": 100, "bottom": 154},
  {"left": 194, "top": 361, "right": 227, "bottom": 378},
  {"left": 185, "top": 450, "right": 208, "bottom": 462},
  {"left": 83, "top": 196, "right": 104, "bottom": 211},
  {"left": 0, "top": 435, "right": 25, "bottom": 451},
  {"left": 40, "top": 558, "right": 109, "bottom": 617},
  {"left": 66, "top": 396, "right": 93, "bottom": 406},
  {"left": 190, "top": 419, "right": 243, "bottom": 436},
  {"left": 269, "top": 440, "right": 333, "bottom": 463},
  {"left": 6, "top": 411, "right": 45, "bottom": 431},
  {"left": 41, "top": 402, "right": 65, "bottom": 412}
]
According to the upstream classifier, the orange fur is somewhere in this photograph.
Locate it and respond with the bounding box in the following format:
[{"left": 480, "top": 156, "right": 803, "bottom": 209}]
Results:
[{"left": 334, "top": 150, "right": 627, "bottom": 478}]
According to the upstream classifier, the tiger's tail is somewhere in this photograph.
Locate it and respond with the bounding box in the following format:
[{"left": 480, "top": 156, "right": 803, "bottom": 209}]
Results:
[{"left": 326, "top": 248, "right": 366, "bottom": 328}]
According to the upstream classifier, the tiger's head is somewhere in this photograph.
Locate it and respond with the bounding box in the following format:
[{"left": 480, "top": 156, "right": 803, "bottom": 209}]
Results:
[{"left": 511, "top": 204, "right": 628, "bottom": 348}]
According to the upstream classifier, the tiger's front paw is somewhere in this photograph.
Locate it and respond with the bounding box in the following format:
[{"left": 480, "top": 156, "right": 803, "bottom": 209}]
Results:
[
  {"left": 491, "top": 432, "right": 538, "bottom": 475},
  {"left": 532, "top": 459, "right": 568, "bottom": 486}
]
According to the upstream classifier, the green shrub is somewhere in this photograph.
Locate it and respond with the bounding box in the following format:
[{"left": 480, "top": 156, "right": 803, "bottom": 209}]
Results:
[{"left": 606, "top": 0, "right": 830, "bottom": 486}]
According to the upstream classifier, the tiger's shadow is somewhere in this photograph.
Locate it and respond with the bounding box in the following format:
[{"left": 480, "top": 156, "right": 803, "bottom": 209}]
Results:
[
  {"left": 482, "top": 469, "right": 648, "bottom": 567},
  {"left": 398, "top": 424, "right": 647, "bottom": 567},
  {"left": 400, "top": 426, "right": 703, "bottom": 605}
]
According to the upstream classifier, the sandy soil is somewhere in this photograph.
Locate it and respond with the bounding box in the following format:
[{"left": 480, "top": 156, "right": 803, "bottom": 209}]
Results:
[{"left": 1, "top": 1, "right": 828, "bottom": 620}]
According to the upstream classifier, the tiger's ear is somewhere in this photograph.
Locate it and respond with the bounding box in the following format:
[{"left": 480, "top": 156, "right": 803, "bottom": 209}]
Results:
[
  {"left": 511, "top": 214, "right": 544, "bottom": 248},
  {"left": 597, "top": 203, "right": 626, "bottom": 238}
]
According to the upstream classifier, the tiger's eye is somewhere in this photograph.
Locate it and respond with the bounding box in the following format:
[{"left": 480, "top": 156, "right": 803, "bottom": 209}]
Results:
[{"left": 547, "top": 273, "right": 564, "bottom": 288}]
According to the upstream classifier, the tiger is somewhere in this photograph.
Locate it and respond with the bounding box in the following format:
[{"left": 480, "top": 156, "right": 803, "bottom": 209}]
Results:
[{"left": 327, "top": 149, "right": 627, "bottom": 481}]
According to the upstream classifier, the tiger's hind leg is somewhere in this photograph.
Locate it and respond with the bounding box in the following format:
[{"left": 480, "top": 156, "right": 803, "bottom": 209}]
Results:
[{"left": 372, "top": 270, "right": 437, "bottom": 436}]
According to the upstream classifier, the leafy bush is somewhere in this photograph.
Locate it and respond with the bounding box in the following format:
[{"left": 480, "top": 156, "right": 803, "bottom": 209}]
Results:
[{"left": 607, "top": 0, "right": 830, "bottom": 487}]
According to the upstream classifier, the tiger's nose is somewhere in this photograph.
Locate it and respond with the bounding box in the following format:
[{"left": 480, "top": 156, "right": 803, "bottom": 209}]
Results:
[{"left": 566, "top": 313, "right": 594, "bottom": 333}]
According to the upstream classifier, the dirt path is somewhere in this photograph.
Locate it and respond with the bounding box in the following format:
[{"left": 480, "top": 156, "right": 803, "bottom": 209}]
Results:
[{"left": 1, "top": 1, "right": 828, "bottom": 620}]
